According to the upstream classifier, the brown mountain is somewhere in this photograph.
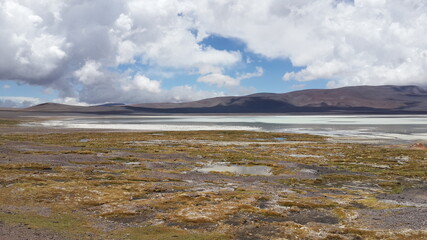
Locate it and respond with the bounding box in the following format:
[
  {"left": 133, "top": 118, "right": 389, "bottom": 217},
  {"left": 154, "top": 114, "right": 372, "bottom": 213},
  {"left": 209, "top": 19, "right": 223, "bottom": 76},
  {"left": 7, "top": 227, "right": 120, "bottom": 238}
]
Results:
[
  {"left": 25, "top": 103, "right": 133, "bottom": 114},
  {"left": 26, "top": 85, "right": 427, "bottom": 114}
]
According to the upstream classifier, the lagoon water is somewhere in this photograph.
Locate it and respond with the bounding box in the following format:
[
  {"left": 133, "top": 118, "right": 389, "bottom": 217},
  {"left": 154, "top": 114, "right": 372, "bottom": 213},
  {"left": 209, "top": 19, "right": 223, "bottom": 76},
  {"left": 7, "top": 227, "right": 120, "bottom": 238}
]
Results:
[
  {"left": 28, "top": 115, "right": 427, "bottom": 143},
  {"left": 196, "top": 163, "right": 272, "bottom": 176}
]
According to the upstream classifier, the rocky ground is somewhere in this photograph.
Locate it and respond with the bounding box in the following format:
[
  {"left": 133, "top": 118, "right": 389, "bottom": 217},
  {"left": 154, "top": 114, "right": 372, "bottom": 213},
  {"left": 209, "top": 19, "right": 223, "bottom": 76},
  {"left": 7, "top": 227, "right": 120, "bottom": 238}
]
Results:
[{"left": 0, "top": 119, "right": 426, "bottom": 239}]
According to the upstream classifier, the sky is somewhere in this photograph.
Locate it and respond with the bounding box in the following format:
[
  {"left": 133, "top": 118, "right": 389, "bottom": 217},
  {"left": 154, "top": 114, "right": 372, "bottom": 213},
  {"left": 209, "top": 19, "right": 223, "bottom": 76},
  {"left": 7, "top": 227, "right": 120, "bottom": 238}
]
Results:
[{"left": 0, "top": 0, "right": 427, "bottom": 108}]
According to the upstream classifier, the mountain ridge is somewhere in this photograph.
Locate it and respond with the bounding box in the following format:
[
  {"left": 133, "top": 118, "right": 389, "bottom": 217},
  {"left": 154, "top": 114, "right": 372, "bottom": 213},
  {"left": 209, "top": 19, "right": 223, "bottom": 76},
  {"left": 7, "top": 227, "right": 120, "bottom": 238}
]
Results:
[{"left": 25, "top": 85, "right": 427, "bottom": 114}]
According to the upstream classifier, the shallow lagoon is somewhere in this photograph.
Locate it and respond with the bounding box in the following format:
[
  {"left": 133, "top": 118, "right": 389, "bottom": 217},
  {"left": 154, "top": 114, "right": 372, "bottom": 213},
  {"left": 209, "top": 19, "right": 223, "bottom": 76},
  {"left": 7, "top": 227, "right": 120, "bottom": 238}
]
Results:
[
  {"left": 196, "top": 163, "right": 272, "bottom": 176},
  {"left": 28, "top": 115, "right": 427, "bottom": 143}
]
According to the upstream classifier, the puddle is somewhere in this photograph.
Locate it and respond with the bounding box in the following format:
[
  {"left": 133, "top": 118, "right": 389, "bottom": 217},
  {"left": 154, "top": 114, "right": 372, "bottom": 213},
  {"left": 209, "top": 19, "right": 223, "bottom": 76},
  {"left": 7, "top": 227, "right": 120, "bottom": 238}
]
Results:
[
  {"left": 252, "top": 137, "right": 285, "bottom": 141},
  {"left": 124, "top": 162, "right": 142, "bottom": 165},
  {"left": 252, "top": 138, "right": 268, "bottom": 141},
  {"left": 79, "top": 138, "right": 90, "bottom": 143},
  {"left": 300, "top": 169, "right": 318, "bottom": 174},
  {"left": 196, "top": 163, "right": 272, "bottom": 176},
  {"left": 273, "top": 137, "right": 285, "bottom": 141},
  {"left": 380, "top": 199, "right": 427, "bottom": 208}
]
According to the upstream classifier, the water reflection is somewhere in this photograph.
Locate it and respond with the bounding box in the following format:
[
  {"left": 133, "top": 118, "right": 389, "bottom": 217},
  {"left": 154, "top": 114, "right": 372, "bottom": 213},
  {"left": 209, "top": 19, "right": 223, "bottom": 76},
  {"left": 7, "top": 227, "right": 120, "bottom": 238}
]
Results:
[
  {"left": 27, "top": 115, "right": 427, "bottom": 143},
  {"left": 196, "top": 164, "right": 272, "bottom": 176}
]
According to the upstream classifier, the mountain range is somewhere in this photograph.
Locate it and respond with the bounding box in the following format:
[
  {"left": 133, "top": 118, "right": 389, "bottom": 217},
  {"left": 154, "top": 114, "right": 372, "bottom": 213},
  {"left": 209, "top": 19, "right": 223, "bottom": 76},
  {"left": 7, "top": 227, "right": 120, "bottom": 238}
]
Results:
[{"left": 24, "top": 85, "right": 427, "bottom": 115}]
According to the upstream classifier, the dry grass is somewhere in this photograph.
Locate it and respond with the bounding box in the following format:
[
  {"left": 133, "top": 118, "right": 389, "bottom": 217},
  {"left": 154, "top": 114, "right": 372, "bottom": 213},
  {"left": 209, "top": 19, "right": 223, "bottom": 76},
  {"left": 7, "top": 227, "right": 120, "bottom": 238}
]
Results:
[{"left": 0, "top": 130, "right": 425, "bottom": 239}]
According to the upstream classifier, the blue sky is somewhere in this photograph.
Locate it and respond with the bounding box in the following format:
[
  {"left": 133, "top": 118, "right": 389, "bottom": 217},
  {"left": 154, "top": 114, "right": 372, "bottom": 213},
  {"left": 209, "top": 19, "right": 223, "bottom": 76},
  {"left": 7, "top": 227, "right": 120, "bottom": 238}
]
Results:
[{"left": 0, "top": 0, "right": 426, "bottom": 107}]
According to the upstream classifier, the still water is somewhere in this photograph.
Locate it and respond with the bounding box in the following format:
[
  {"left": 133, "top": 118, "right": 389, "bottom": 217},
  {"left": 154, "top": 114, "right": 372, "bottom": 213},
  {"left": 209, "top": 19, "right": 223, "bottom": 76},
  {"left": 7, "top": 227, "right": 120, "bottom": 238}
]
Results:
[
  {"left": 27, "top": 115, "right": 427, "bottom": 143},
  {"left": 196, "top": 163, "right": 272, "bottom": 176}
]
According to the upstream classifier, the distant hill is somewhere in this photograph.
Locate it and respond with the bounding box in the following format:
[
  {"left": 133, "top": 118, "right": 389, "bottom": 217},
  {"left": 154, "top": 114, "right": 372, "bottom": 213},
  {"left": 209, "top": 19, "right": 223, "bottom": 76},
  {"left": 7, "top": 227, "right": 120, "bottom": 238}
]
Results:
[
  {"left": 26, "top": 103, "right": 133, "bottom": 114},
  {"left": 25, "top": 85, "right": 427, "bottom": 114}
]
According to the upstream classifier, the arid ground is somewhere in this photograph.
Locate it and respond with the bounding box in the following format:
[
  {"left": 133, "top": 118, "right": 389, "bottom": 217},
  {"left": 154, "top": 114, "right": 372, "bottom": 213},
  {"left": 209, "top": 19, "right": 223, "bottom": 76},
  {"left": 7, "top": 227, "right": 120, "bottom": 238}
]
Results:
[{"left": 0, "top": 118, "right": 426, "bottom": 239}]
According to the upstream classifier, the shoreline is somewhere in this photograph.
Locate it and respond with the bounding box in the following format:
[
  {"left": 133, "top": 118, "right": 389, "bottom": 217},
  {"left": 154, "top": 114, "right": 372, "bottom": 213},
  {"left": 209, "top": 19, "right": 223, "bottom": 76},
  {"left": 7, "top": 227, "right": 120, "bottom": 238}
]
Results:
[{"left": 13, "top": 114, "right": 427, "bottom": 146}]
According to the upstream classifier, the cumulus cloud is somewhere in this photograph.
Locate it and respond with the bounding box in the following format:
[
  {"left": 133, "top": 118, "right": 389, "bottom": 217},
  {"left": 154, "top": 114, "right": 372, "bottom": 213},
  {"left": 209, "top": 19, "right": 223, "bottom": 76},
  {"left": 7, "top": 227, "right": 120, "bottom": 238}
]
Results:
[
  {"left": 197, "top": 73, "right": 239, "bottom": 88},
  {"left": 123, "top": 75, "right": 162, "bottom": 93},
  {"left": 0, "top": 0, "right": 426, "bottom": 106},
  {"left": 238, "top": 67, "right": 264, "bottom": 80},
  {"left": 189, "top": 0, "right": 427, "bottom": 87},
  {"left": 197, "top": 67, "right": 264, "bottom": 88},
  {"left": 76, "top": 70, "right": 222, "bottom": 104},
  {"left": 0, "top": 0, "right": 241, "bottom": 104},
  {"left": 167, "top": 85, "right": 224, "bottom": 103},
  {"left": 74, "top": 60, "right": 104, "bottom": 85},
  {"left": 0, "top": 1, "right": 69, "bottom": 85},
  {"left": 0, "top": 96, "right": 41, "bottom": 108},
  {"left": 53, "top": 97, "right": 88, "bottom": 106}
]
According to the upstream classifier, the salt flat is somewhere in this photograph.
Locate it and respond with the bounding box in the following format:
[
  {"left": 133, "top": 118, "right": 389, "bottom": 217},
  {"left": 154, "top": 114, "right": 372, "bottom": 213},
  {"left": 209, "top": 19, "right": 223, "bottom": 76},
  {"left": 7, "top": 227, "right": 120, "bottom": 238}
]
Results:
[{"left": 26, "top": 115, "right": 427, "bottom": 143}]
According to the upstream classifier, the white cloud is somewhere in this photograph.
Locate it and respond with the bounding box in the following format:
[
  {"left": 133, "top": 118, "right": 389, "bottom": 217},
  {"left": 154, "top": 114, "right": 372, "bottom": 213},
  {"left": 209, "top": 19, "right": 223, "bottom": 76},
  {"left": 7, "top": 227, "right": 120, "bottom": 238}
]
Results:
[
  {"left": 198, "top": 73, "right": 239, "bottom": 88},
  {"left": 124, "top": 75, "right": 162, "bottom": 93},
  {"left": 197, "top": 67, "right": 264, "bottom": 88},
  {"left": 0, "top": 1, "right": 69, "bottom": 85},
  {"left": 0, "top": 0, "right": 242, "bottom": 104},
  {"left": 76, "top": 70, "right": 221, "bottom": 104},
  {"left": 0, "top": 96, "right": 41, "bottom": 108},
  {"left": 115, "top": 14, "right": 133, "bottom": 32},
  {"left": 116, "top": 40, "right": 137, "bottom": 65},
  {"left": 74, "top": 60, "right": 103, "bottom": 85},
  {"left": 138, "top": 28, "right": 241, "bottom": 68},
  {"left": 238, "top": 67, "right": 264, "bottom": 80},
  {"left": 53, "top": 97, "right": 89, "bottom": 106},
  {"left": 283, "top": 61, "right": 347, "bottom": 82},
  {"left": 168, "top": 85, "right": 224, "bottom": 103},
  {"left": 189, "top": 0, "right": 427, "bottom": 87},
  {"left": 3, "top": 84, "right": 11, "bottom": 89},
  {"left": 1, "top": 0, "right": 427, "bottom": 105}
]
